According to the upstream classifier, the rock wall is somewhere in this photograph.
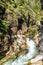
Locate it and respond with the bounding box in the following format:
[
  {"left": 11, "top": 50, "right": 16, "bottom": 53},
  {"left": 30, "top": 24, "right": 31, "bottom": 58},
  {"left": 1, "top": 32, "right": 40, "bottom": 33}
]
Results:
[{"left": 0, "top": 0, "right": 41, "bottom": 60}]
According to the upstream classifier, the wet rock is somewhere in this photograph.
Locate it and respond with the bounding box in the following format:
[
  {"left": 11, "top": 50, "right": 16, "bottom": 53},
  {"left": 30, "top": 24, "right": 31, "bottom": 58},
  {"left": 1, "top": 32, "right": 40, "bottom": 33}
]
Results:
[
  {"left": 11, "top": 27, "right": 17, "bottom": 35},
  {"left": 12, "top": 40, "right": 20, "bottom": 52},
  {"left": 6, "top": 46, "right": 14, "bottom": 56},
  {"left": 22, "top": 22, "right": 28, "bottom": 34},
  {"left": 17, "top": 30, "right": 23, "bottom": 35},
  {"left": 0, "top": 43, "right": 9, "bottom": 55},
  {"left": 33, "top": 34, "right": 39, "bottom": 44},
  {"left": 3, "top": 45, "right": 9, "bottom": 51},
  {"left": 6, "top": 35, "right": 27, "bottom": 56},
  {"left": 30, "top": 60, "right": 42, "bottom": 65},
  {"left": 21, "top": 43, "right": 27, "bottom": 50},
  {"left": 9, "top": 20, "right": 18, "bottom": 27},
  {"left": 0, "top": 34, "right": 10, "bottom": 54},
  {"left": 3, "top": 35, "right": 9, "bottom": 44}
]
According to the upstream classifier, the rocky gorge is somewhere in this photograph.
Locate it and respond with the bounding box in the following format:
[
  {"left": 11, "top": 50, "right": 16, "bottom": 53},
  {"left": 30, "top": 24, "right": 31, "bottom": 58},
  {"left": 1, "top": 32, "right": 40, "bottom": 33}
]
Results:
[{"left": 0, "top": 0, "right": 43, "bottom": 65}]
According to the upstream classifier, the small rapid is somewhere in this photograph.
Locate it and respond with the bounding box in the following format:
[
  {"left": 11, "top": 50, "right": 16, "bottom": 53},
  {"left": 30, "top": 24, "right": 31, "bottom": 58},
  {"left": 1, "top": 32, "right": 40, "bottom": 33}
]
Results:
[{"left": 3, "top": 36, "right": 39, "bottom": 65}]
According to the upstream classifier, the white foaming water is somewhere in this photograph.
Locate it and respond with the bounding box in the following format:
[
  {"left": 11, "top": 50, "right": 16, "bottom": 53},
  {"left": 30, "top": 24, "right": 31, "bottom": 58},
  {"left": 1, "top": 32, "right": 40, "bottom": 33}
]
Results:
[
  {"left": 31, "top": 55, "right": 43, "bottom": 63},
  {"left": 3, "top": 37, "right": 39, "bottom": 65}
]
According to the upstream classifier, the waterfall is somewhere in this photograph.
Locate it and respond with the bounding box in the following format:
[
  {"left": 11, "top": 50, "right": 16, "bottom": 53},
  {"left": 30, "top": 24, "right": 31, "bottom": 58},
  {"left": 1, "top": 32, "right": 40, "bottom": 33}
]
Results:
[{"left": 3, "top": 35, "right": 39, "bottom": 65}]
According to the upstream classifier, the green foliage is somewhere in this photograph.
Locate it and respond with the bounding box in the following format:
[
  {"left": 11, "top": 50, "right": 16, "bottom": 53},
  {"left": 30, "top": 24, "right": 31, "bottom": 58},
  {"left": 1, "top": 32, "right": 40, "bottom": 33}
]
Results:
[
  {"left": 0, "top": 19, "right": 8, "bottom": 32},
  {"left": 0, "top": 19, "right": 8, "bottom": 38},
  {"left": 26, "top": 25, "right": 38, "bottom": 38},
  {"left": 0, "top": 0, "right": 40, "bottom": 17},
  {"left": 0, "top": 0, "right": 41, "bottom": 38}
]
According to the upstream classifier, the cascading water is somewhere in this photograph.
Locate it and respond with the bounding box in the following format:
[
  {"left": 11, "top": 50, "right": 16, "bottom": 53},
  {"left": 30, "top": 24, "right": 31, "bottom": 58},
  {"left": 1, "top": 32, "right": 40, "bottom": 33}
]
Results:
[{"left": 3, "top": 35, "right": 39, "bottom": 65}]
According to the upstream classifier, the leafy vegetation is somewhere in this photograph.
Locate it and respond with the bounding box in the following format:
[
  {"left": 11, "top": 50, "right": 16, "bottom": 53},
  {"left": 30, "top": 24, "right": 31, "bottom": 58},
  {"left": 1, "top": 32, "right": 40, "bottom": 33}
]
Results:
[
  {"left": 0, "top": 19, "right": 8, "bottom": 38},
  {"left": 26, "top": 25, "right": 38, "bottom": 38},
  {"left": 0, "top": 0, "right": 41, "bottom": 38}
]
